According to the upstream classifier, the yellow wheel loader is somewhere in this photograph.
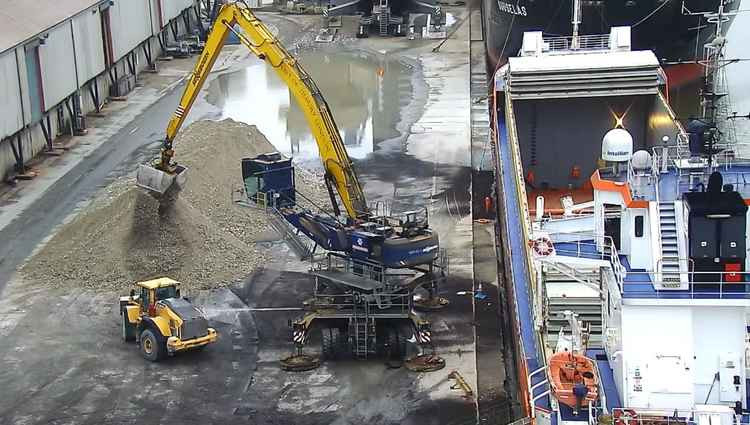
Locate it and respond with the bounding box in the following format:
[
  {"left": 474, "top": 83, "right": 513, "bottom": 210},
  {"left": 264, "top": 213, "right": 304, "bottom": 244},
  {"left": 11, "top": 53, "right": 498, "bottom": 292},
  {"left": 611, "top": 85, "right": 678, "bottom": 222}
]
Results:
[{"left": 119, "top": 277, "right": 217, "bottom": 361}]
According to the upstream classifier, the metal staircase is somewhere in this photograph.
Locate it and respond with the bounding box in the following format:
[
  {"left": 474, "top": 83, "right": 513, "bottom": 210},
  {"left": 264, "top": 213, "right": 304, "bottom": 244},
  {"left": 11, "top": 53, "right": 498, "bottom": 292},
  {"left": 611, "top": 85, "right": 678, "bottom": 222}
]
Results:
[
  {"left": 658, "top": 201, "right": 681, "bottom": 285},
  {"left": 378, "top": 0, "right": 389, "bottom": 36},
  {"left": 267, "top": 208, "right": 313, "bottom": 260},
  {"left": 543, "top": 263, "right": 603, "bottom": 348}
]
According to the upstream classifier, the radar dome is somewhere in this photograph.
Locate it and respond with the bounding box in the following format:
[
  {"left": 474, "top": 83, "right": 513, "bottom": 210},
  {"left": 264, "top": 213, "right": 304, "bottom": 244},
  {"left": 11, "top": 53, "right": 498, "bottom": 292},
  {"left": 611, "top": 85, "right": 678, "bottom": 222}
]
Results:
[
  {"left": 602, "top": 128, "right": 633, "bottom": 162},
  {"left": 631, "top": 150, "right": 651, "bottom": 170}
]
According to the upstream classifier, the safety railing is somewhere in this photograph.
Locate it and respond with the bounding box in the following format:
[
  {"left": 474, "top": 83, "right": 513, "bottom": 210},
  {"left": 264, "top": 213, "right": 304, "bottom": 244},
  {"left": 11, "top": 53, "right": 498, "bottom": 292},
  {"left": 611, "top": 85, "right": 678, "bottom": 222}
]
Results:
[
  {"left": 307, "top": 291, "right": 412, "bottom": 314},
  {"left": 655, "top": 257, "right": 694, "bottom": 282},
  {"left": 590, "top": 407, "right": 749, "bottom": 425},
  {"left": 622, "top": 269, "right": 750, "bottom": 299},
  {"left": 653, "top": 174, "right": 664, "bottom": 281},
  {"left": 543, "top": 34, "right": 610, "bottom": 52},
  {"left": 651, "top": 141, "right": 750, "bottom": 173},
  {"left": 546, "top": 233, "right": 626, "bottom": 289},
  {"left": 312, "top": 252, "right": 387, "bottom": 285},
  {"left": 527, "top": 366, "right": 550, "bottom": 419}
]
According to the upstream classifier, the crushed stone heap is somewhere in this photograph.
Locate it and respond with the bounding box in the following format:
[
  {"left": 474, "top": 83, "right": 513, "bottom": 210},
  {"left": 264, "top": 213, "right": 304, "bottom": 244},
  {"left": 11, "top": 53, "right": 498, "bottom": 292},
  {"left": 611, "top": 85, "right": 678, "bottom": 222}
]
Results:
[{"left": 21, "top": 119, "right": 326, "bottom": 290}]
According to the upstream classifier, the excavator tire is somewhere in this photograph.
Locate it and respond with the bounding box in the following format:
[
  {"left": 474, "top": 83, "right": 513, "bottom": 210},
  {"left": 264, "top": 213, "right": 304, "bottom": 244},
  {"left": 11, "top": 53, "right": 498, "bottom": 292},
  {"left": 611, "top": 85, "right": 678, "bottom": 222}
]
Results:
[{"left": 139, "top": 328, "right": 167, "bottom": 362}]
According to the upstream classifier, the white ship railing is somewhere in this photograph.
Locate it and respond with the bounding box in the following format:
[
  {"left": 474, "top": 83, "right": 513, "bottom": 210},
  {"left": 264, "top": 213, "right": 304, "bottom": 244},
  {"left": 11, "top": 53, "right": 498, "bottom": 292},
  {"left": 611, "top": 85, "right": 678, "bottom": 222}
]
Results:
[
  {"left": 590, "top": 407, "right": 746, "bottom": 425},
  {"left": 528, "top": 365, "right": 550, "bottom": 419},
  {"left": 623, "top": 268, "right": 750, "bottom": 299},
  {"left": 543, "top": 34, "right": 610, "bottom": 52},
  {"left": 645, "top": 142, "right": 750, "bottom": 201},
  {"left": 547, "top": 232, "right": 626, "bottom": 289},
  {"left": 651, "top": 141, "right": 750, "bottom": 172}
]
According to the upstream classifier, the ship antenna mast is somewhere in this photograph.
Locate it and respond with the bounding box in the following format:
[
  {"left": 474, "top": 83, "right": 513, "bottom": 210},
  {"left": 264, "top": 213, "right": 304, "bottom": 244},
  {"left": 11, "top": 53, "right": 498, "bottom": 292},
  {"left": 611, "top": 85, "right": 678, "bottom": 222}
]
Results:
[
  {"left": 571, "top": 0, "right": 582, "bottom": 49},
  {"left": 682, "top": 0, "right": 747, "bottom": 168}
]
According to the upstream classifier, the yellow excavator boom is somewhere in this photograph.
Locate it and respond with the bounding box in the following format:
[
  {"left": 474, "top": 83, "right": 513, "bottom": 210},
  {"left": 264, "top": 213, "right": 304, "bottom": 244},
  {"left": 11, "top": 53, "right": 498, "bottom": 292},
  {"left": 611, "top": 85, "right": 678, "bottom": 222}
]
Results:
[{"left": 152, "top": 2, "right": 368, "bottom": 218}]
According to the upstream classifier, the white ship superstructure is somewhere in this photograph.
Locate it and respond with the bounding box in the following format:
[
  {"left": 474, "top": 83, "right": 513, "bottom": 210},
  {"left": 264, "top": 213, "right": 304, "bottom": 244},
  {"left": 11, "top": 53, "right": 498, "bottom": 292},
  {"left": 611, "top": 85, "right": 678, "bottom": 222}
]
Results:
[{"left": 492, "top": 2, "right": 750, "bottom": 424}]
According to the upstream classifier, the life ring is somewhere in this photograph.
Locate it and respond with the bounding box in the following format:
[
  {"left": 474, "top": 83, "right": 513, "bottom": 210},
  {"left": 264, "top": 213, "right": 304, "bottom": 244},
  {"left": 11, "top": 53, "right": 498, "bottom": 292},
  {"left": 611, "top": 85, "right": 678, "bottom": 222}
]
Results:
[
  {"left": 613, "top": 408, "right": 638, "bottom": 425},
  {"left": 531, "top": 236, "right": 555, "bottom": 257}
]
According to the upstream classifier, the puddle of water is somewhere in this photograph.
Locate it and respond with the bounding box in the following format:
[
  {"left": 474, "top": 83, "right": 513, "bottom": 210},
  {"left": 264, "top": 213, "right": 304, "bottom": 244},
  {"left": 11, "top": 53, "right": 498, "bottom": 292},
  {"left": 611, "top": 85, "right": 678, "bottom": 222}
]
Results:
[
  {"left": 445, "top": 12, "right": 457, "bottom": 27},
  {"left": 207, "top": 49, "right": 414, "bottom": 168},
  {"left": 205, "top": 47, "right": 470, "bottom": 218}
]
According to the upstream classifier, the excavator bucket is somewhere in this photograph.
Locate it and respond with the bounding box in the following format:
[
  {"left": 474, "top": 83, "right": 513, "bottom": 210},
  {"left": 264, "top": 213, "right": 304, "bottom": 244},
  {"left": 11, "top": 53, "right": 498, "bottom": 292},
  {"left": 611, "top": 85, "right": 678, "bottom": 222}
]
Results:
[{"left": 136, "top": 163, "right": 188, "bottom": 195}]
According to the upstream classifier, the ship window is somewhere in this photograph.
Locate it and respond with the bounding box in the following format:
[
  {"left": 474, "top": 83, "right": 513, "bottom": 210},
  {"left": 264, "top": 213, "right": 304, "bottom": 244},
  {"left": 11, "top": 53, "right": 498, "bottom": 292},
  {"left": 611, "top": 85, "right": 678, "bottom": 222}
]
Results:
[{"left": 635, "top": 215, "right": 644, "bottom": 237}]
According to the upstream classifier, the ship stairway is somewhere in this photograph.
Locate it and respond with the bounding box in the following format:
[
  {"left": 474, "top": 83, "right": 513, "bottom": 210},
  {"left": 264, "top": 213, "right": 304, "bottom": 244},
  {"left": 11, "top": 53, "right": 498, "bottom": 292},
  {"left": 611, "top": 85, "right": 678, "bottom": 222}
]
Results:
[
  {"left": 378, "top": 0, "right": 389, "bottom": 36},
  {"left": 658, "top": 202, "right": 682, "bottom": 287},
  {"left": 542, "top": 262, "right": 603, "bottom": 349}
]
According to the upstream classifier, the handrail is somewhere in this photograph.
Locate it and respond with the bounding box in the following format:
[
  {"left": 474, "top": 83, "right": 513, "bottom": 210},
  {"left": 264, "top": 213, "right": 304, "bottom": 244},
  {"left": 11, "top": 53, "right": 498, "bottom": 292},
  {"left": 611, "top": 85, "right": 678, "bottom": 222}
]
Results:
[
  {"left": 654, "top": 180, "right": 663, "bottom": 283},
  {"left": 543, "top": 34, "right": 610, "bottom": 52},
  {"left": 527, "top": 365, "right": 550, "bottom": 418},
  {"left": 541, "top": 260, "right": 603, "bottom": 295},
  {"left": 601, "top": 407, "right": 746, "bottom": 425},
  {"left": 622, "top": 269, "right": 750, "bottom": 299},
  {"left": 542, "top": 232, "right": 626, "bottom": 288}
]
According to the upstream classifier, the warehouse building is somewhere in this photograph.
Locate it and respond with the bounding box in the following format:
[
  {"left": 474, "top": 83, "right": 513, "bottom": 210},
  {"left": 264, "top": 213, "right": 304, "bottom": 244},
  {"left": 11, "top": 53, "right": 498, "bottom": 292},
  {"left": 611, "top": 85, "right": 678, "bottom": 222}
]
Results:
[{"left": 0, "top": 0, "right": 199, "bottom": 180}]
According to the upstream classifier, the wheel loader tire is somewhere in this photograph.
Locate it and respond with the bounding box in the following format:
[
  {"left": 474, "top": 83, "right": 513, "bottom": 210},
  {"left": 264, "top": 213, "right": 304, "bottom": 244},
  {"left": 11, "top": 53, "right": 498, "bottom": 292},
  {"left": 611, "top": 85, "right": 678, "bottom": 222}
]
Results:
[
  {"left": 122, "top": 313, "right": 136, "bottom": 342},
  {"left": 321, "top": 327, "right": 342, "bottom": 360},
  {"left": 139, "top": 328, "right": 166, "bottom": 362}
]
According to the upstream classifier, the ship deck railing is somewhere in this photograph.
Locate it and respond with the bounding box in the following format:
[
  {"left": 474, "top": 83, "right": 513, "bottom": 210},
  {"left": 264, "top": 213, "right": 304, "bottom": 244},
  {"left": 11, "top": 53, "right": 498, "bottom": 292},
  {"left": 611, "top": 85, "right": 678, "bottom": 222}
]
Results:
[
  {"left": 621, "top": 269, "right": 750, "bottom": 300},
  {"left": 618, "top": 142, "right": 750, "bottom": 203},
  {"left": 553, "top": 238, "right": 750, "bottom": 300},
  {"left": 589, "top": 406, "right": 750, "bottom": 425},
  {"left": 545, "top": 232, "right": 626, "bottom": 290},
  {"left": 543, "top": 34, "right": 611, "bottom": 53}
]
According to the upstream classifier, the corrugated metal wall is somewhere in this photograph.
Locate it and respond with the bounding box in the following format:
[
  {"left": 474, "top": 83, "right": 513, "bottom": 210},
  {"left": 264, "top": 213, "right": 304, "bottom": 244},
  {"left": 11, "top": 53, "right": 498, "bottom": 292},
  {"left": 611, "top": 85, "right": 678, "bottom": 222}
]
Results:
[
  {"left": 72, "top": 7, "right": 106, "bottom": 86},
  {"left": 0, "top": 51, "right": 24, "bottom": 137},
  {"left": 161, "top": 0, "right": 195, "bottom": 23},
  {"left": 1, "top": 0, "right": 198, "bottom": 178},
  {"left": 39, "top": 23, "right": 78, "bottom": 111},
  {"left": 110, "top": 0, "right": 153, "bottom": 61}
]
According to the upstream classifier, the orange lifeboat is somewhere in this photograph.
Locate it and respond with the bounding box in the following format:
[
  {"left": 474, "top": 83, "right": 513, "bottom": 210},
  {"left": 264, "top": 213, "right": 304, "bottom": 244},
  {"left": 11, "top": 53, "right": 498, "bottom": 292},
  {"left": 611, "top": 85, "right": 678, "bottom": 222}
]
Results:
[{"left": 548, "top": 351, "right": 599, "bottom": 412}]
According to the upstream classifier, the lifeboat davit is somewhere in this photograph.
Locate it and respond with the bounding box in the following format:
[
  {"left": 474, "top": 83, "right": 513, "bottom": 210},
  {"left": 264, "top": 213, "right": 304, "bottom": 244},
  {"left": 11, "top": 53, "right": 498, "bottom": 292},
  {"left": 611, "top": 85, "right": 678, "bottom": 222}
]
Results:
[{"left": 548, "top": 351, "right": 599, "bottom": 412}]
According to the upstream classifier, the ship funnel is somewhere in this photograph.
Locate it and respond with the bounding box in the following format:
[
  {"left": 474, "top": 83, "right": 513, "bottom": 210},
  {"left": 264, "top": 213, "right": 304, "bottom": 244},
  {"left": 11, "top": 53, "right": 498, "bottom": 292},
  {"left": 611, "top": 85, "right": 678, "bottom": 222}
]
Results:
[{"left": 602, "top": 128, "right": 633, "bottom": 162}]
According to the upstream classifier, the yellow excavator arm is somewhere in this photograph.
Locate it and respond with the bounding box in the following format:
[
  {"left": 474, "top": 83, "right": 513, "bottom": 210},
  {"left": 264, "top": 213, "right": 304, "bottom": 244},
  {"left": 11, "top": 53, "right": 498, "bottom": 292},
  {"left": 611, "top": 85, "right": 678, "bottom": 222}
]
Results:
[{"left": 157, "top": 2, "right": 368, "bottom": 218}]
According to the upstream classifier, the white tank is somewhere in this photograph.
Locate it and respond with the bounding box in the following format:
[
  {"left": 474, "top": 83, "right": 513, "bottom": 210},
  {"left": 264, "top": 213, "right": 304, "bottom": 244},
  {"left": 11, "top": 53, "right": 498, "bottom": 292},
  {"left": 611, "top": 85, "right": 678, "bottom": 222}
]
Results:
[
  {"left": 602, "top": 128, "right": 633, "bottom": 162},
  {"left": 631, "top": 150, "right": 652, "bottom": 170}
]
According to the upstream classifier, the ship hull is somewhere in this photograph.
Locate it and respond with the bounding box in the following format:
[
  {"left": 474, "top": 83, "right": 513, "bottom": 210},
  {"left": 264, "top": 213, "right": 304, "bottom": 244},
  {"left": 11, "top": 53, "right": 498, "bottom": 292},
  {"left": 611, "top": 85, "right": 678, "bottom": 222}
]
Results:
[{"left": 484, "top": 0, "right": 725, "bottom": 71}]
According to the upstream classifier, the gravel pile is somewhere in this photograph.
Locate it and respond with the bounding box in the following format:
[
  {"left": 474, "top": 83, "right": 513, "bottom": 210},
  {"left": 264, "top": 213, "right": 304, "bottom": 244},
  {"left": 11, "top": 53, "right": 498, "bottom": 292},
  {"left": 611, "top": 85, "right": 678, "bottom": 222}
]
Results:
[
  {"left": 21, "top": 119, "right": 328, "bottom": 291},
  {"left": 176, "top": 119, "right": 276, "bottom": 244}
]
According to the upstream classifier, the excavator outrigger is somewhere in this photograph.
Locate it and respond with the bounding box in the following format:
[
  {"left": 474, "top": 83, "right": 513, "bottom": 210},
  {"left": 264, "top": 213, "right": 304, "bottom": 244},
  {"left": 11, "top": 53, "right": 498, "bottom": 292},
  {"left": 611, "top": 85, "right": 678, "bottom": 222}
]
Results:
[{"left": 137, "top": 1, "right": 446, "bottom": 367}]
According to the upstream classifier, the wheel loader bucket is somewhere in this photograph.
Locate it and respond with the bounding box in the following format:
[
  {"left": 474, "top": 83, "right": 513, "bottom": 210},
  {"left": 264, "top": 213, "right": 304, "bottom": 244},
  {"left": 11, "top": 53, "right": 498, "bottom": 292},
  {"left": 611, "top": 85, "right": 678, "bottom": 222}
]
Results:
[{"left": 136, "top": 163, "right": 188, "bottom": 195}]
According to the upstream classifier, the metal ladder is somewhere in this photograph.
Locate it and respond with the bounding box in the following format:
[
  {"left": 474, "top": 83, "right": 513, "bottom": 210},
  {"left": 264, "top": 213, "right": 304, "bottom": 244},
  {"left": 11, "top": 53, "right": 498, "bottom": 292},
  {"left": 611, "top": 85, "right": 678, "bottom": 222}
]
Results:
[
  {"left": 378, "top": 0, "right": 389, "bottom": 36},
  {"left": 350, "top": 301, "right": 373, "bottom": 358},
  {"left": 658, "top": 201, "right": 681, "bottom": 285}
]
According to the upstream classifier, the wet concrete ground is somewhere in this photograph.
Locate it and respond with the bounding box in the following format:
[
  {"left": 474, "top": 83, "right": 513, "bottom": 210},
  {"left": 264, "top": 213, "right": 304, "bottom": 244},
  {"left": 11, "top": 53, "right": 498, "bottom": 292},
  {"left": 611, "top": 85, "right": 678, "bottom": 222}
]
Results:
[{"left": 0, "top": 8, "right": 508, "bottom": 425}]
